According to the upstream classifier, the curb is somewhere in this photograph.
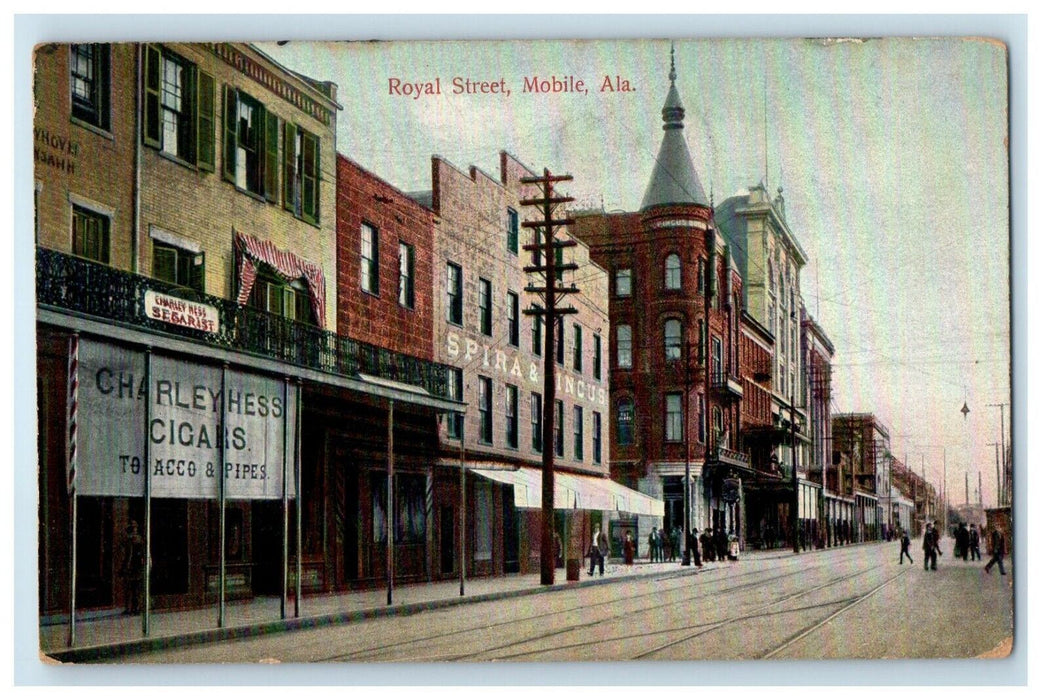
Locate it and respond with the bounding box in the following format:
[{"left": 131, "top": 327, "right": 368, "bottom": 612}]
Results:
[{"left": 46, "top": 564, "right": 703, "bottom": 663}]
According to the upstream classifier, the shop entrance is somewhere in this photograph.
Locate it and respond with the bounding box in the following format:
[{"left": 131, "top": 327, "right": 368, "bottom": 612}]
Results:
[
  {"left": 439, "top": 505, "right": 455, "bottom": 575},
  {"left": 502, "top": 486, "right": 520, "bottom": 573},
  {"left": 251, "top": 501, "right": 283, "bottom": 595}
]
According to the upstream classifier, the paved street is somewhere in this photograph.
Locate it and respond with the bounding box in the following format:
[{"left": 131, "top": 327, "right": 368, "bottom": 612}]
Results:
[{"left": 111, "top": 542, "right": 1012, "bottom": 663}]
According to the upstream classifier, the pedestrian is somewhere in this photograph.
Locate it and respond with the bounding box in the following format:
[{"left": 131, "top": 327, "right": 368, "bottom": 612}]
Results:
[
  {"left": 715, "top": 527, "right": 729, "bottom": 561},
  {"left": 661, "top": 528, "right": 671, "bottom": 562},
  {"left": 899, "top": 530, "right": 913, "bottom": 564},
  {"left": 553, "top": 530, "right": 563, "bottom": 568},
  {"left": 122, "top": 520, "right": 145, "bottom": 615},
  {"left": 922, "top": 521, "right": 942, "bottom": 571},
  {"left": 649, "top": 527, "right": 660, "bottom": 563},
  {"left": 701, "top": 527, "right": 714, "bottom": 562},
  {"left": 623, "top": 532, "right": 635, "bottom": 566},
  {"left": 984, "top": 527, "right": 1007, "bottom": 576},
  {"left": 669, "top": 527, "right": 680, "bottom": 562},
  {"left": 588, "top": 525, "right": 610, "bottom": 576},
  {"left": 968, "top": 524, "right": 981, "bottom": 561},
  {"left": 955, "top": 523, "right": 969, "bottom": 561},
  {"left": 687, "top": 528, "right": 702, "bottom": 568}
]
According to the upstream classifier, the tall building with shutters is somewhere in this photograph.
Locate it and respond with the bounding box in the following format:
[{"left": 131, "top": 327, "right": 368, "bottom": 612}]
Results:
[{"left": 34, "top": 42, "right": 461, "bottom": 624}]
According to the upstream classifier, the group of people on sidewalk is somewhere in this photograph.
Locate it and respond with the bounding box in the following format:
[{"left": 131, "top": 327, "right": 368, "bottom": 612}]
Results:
[
  {"left": 898, "top": 521, "right": 1007, "bottom": 575},
  {"left": 586, "top": 524, "right": 736, "bottom": 576}
]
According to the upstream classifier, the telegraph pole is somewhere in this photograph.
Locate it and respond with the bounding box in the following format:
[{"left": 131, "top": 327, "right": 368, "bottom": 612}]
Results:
[
  {"left": 987, "top": 442, "right": 1000, "bottom": 507},
  {"left": 987, "top": 403, "right": 1008, "bottom": 506},
  {"left": 521, "top": 169, "right": 577, "bottom": 586}
]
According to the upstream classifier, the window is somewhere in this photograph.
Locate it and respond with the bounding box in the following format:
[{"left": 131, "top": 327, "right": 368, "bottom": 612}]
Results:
[
  {"left": 664, "top": 318, "right": 682, "bottom": 361},
  {"left": 593, "top": 334, "right": 602, "bottom": 380},
  {"left": 70, "top": 44, "right": 110, "bottom": 130},
  {"left": 478, "top": 278, "right": 492, "bottom": 336},
  {"left": 283, "top": 123, "right": 321, "bottom": 223},
  {"left": 556, "top": 318, "right": 565, "bottom": 366},
  {"left": 72, "top": 205, "right": 109, "bottom": 264},
  {"left": 507, "top": 291, "right": 519, "bottom": 347},
  {"left": 398, "top": 241, "right": 415, "bottom": 308},
  {"left": 616, "top": 324, "right": 633, "bottom": 368},
  {"left": 592, "top": 412, "right": 602, "bottom": 464},
  {"left": 530, "top": 392, "right": 542, "bottom": 451},
  {"left": 448, "top": 368, "right": 463, "bottom": 440},
  {"left": 478, "top": 376, "right": 493, "bottom": 444},
  {"left": 360, "top": 223, "right": 379, "bottom": 295},
  {"left": 573, "top": 405, "right": 584, "bottom": 460},
  {"left": 530, "top": 305, "right": 543, "bottom": 355},
  {"left": 447, "top": 262, "right": 463, "bottom": 325},
  {"left": 665, "top": 393, "right": 683, "bottom": 442},
  {"left": 143, "top": 46, "right": 214, "bottom": 170},
  {"left": 554, "top": 400, "right": 564, "bottom": 457},
  {"left": 713, "top": 407, "right": 724, "bottom": 445},
  {"left": 698, "top": 258, "right": 706, "bottom": 297},
  {"left": 153, "top": 241, "right": 204, "bottom": 292},
  {"left": 615, "top": 268, "right": 632, "bottom": 297},
  {"left": 507, "top": 208, "right": 519, "bottom": 253},
  {"left": 698, "top": 320, "right": 707, "bottom": 364},
  {"left": 572, "top": 323, "right": 583, "bottom": 372},
  {"left": 665, "top": 253, "right": 682, "bottom": 290},
  {"left": 712, "top": 336, "right": 723, "bottom": 380},
  {"left": 250, "top": 270, "right": 313, "bottom": 324},
  {"left": 616, "top": 399, "right": 635, "bottom": 446},
  {"left": 505, "top": 384, "right": 519, "bottom": 449},
  {"left": 530, "top": 227, "right": 542, "bottom": 268}
]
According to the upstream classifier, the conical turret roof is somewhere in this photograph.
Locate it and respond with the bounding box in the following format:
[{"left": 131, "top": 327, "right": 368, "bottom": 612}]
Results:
[{"left": 641, "top": 46, "right": 709, "bottom": 210}]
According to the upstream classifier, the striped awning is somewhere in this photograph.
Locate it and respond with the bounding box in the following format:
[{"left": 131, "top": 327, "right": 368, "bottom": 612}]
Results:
[
  {"left": 466, "top": 465, "right": 664, "bottom": 517},
  {"left": 235, "top": 231, "right": 326, "bottom": 328}
]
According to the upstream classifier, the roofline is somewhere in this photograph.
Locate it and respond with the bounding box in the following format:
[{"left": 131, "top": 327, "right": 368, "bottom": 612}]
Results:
[{"left": 733, "top": 183, "right": 809, "bottom": 265}]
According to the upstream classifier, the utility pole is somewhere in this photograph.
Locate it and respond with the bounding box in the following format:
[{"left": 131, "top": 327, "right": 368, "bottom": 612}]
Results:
[
  {"left": 987, "top": 403, "right": 1008, "bottom": 506},
  {"left": 987, "top": 442, "right": 1000, "bottom": 507},
  {"left": 521, "top": 169, "right": 577, "bottom": 586}
]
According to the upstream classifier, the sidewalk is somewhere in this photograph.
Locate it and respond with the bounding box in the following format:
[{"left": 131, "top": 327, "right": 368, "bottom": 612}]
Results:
[{"left": 41, "top": 558, "right": 712, "bottom": 662}]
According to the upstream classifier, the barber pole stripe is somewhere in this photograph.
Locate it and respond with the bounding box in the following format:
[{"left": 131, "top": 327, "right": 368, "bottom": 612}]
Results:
[{"left": 67, "top": 334, "right": 79, "bottom": 495}]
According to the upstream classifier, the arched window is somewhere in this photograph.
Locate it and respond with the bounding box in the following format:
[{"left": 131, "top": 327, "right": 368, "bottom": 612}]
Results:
[
  {"left": 697, "top": 258, "right": 706, "bottom": 296},
  {"left": 664, "top": 318, "right": 682, "bottom": 360},
  {"left": 664, "top": 253, "right": 682, "bottom": 290},
  {"left": 616, "top": 398, "right": 635, "bottom": 446}
]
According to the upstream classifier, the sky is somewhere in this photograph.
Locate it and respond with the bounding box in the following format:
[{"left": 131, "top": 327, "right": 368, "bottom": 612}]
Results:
[{"left": 259, "top": 36, "right": 1011, "bottom": 509}]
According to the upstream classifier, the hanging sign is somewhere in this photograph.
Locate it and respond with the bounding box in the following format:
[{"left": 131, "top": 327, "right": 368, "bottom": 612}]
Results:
[
  {"left": 75, "top": 338, "right": 297, "bottom": 500},
  {"left": 143, "top": 290, "right": 219, "bottom": 334}
]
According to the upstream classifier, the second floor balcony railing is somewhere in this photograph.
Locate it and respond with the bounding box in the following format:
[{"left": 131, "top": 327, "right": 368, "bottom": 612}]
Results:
[
  {"left": 36, "top": 247, "right": 451, "bottom": 397},
  {"left": 711, "top": 371, "right": 744, "bottom": 399}
]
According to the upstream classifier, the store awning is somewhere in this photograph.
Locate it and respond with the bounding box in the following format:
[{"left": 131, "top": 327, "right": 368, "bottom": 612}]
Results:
[{"left": 465, "top": 465, "right": 664, "bottom": 517}]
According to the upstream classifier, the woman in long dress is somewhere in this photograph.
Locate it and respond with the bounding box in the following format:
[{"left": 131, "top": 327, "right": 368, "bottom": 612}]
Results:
[{"left": 623, "top": 532, "right": 635, "bottom": 565}]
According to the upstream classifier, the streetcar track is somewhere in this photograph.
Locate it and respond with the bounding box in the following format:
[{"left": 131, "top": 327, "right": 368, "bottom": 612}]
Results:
[
  {"left": 319, "top": 554, "right": 847, "bottom": 662},
  {"left": 441, "top": 562, "right": 881, "bottom": 662},
  {"left": 760, "top": 565, "right": 911, "bottom": 659}
]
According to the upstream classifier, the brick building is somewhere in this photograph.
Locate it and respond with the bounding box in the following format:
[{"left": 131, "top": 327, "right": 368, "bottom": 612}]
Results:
[
  {"left": 34, "top": 43, "right": 461, "bottom": 627},
  {"left": 573, "top": 53, "right": 749, "bottom": 548},
  {"left": 832, "top": 413, "right": 890, "bottom": 542},
  {"left": 424, "top": 151, "right": 659, "bottom": 577}
]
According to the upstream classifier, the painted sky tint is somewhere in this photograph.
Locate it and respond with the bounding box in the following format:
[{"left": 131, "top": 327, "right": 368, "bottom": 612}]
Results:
[{"left": 262, "top": 37, "right": 1010, "bottom": 508}]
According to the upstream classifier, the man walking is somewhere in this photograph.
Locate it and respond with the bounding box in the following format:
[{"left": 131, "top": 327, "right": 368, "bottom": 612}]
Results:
[
  {"left": 922, "top": 521, "right": 942, "bottom": 570},
  {"left": 984, "top": 527, "right": 1007, "bottom": 576},
  {"left": 969, "top": 524, "right": 981, "bottom": 561},
  {"left": 649, "top": 527, "right": 660, "bottom": 563},
  {"left": 899, "top": 530, "right": 913, "bottom": 564},
  {"left": 588, "top": 525, "right": 610, "bottom": 576}
]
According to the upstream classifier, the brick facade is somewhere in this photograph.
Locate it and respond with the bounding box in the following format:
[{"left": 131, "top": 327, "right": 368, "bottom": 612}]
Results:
[{"left": 335, "top": 154, "right": 434, "bottom": 358}]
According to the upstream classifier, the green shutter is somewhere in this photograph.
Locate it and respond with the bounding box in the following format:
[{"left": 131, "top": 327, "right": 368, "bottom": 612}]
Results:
[
  {"left": 282, "top": 122, "right": 296, "bottom": 212},
  {"left": 222, "top": 84, "right": 237, "bottom": 183},
  {"left": 264, "top": 111, "right": 279, "bottom": 202},
  {"left": 153, "top": 244, "right": 176, "bottom": 283},
  {"left": 190, "top": 252, "right": 205, "bottom": 293},
  {"left": 196, "top": 70, "right": 215, "bottom": 171},
  {"left": 143, "top": 44, "right": 161, "bottom": 148},
  {"left": 302, "top": 130, "right": 319, "bottom": 224}
]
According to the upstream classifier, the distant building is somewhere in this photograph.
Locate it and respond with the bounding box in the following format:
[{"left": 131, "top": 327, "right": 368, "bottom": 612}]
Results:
[{"left": 832, "top": 413, "right": 890, "bottom": 542}]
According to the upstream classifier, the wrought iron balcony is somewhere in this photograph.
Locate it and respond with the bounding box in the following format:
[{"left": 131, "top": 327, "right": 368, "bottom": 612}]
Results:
[
  {"left": 36, "top": 247, "right": 451, "bottom": 397},
  {"left": 711, "top": 371, "right": 744, "bottom": 399}
]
